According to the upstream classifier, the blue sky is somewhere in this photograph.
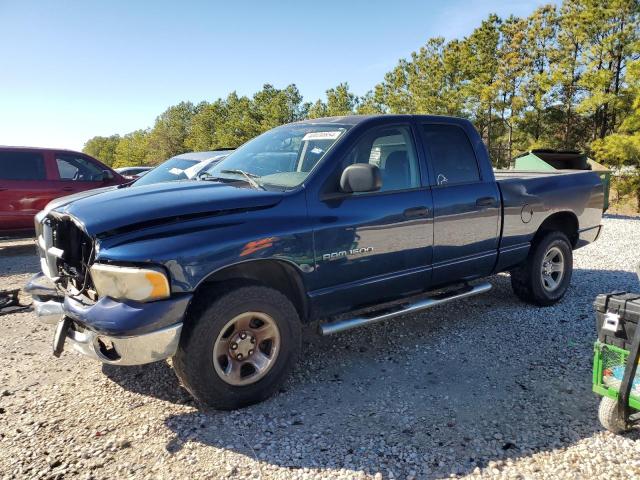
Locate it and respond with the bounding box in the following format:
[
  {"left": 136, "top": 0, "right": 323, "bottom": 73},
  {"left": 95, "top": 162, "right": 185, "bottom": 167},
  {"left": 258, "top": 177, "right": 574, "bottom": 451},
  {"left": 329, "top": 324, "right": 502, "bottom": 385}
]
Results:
[{"left": 0, "top": 0, "right": 555, "bottom": 151}]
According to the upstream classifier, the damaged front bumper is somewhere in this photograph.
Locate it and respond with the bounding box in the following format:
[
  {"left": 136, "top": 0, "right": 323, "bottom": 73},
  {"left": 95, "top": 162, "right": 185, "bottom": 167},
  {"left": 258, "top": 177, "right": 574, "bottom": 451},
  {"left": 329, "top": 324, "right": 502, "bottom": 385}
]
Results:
[
  {"left": 25, "top": 272, "right": 191, "bottom": 366},
  {"left": 26, "top": 273, "right": 65, "bottom": 324}
]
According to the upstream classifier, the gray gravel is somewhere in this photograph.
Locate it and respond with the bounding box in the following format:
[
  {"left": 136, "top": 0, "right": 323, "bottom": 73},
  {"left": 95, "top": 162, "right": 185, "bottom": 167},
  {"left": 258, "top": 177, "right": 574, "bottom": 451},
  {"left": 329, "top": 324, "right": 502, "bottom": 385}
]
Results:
[{"left": 1, "top": 215, "right": 640, "bottom": 479}]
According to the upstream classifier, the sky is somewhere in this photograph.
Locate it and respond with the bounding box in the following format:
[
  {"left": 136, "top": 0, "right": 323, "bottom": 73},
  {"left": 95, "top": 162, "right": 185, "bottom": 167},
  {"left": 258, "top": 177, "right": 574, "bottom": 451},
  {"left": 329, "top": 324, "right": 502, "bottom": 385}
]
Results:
[{"left": 0, "top": 0, "right": 557, "bottom": 151}]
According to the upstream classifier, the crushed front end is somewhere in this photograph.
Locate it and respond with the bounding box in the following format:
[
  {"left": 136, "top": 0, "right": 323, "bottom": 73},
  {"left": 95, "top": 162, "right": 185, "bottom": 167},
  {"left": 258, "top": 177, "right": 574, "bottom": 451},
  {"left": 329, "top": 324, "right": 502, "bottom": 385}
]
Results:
[{"left": 26, "top": 211, "right": 191, "bottom": 365}]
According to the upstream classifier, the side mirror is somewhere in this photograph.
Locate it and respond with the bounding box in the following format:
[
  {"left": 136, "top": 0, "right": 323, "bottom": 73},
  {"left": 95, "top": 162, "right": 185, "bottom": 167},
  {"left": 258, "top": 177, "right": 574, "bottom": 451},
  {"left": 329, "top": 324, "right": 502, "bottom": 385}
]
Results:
[{"left": 339, "top": 164, "right": 382, "bottom": 193}]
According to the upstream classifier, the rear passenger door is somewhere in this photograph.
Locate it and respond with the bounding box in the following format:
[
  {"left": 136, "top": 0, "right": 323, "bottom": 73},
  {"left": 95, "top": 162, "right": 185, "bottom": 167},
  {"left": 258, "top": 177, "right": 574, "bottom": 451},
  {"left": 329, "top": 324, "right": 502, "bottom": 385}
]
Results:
[
  {"left": 0, "top": 150, "right": 54, "bottom": 231},
  {"left": 419, "top": 123, "right": 500, "bottom": 286}
]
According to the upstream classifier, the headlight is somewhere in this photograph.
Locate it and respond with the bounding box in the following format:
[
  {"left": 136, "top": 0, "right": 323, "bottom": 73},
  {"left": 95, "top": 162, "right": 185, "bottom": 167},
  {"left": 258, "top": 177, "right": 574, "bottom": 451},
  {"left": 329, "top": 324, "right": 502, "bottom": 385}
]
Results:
[{"left": 90, "top": 264, "right": 170, "bottom": 302}]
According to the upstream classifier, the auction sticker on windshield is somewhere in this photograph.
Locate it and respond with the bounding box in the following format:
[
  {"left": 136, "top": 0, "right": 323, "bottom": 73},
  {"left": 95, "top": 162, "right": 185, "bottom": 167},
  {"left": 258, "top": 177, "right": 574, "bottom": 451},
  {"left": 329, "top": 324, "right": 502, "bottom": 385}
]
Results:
[{"left": 302, "top": 131, "right": 342, "bottom": 141}]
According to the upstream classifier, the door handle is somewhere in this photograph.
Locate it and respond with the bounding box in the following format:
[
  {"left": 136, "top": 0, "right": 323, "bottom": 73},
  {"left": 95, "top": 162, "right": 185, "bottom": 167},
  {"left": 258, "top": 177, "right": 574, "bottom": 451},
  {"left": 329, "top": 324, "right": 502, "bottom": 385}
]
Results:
[
  {"left": 476, "top": 197, "right": 495, "bottom": 207},
  {"left": 403, "top": 206, "right": 430, "bottom": 218},
  {"left": 62, "top": 187, "right": 74, "bottom": 191}
]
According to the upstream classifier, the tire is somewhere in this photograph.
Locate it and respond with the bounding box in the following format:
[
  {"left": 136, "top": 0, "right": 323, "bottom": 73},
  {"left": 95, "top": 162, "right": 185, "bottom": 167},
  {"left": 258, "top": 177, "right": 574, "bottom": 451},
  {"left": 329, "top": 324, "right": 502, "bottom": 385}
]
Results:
[
  {"left": 173, "top": 284, "right": 301, "bottom": 410},
  {"left": 598, "top": 396, "right": 630, "bottom": 434},
  {"left": 510, "top": 231, "right": 573, "bottom": 306}
]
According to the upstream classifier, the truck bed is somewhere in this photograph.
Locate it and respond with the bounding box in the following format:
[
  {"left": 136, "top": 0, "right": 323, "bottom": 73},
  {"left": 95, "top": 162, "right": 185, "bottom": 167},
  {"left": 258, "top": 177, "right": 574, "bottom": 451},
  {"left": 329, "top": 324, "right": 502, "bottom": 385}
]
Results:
[{"left": 493, "top": 168, "right": 604, "bottom": 273}]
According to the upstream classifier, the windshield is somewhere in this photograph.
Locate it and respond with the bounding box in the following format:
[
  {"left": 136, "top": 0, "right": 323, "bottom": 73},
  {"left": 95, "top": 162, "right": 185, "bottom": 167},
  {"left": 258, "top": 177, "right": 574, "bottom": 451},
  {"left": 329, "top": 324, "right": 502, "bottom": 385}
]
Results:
[{"left": 203, "top": 124, "right": 348, "bottom": 189}]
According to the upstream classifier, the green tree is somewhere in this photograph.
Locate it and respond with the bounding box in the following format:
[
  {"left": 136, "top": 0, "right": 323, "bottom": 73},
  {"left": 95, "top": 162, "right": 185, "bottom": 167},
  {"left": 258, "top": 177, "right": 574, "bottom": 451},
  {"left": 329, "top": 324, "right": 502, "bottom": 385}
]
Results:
[
  {"left": 368, "top": 37, "right": 466, "bottom": 118},
  {"left": 462, "top": 14, "right": 502, "bottom": 159},
  {"left": 407, "top": 38, "right": 446, "bottom": 114},
  {"left": 253, "top": 83, "right": 306, "bottom": 129},
  {"left": 185, "top": 99, "right": 225, "bottom": 151},
  {"left": 552, "top": 0, "right": 590, "bottom": 149},
  {"left": 307, "top": 99, "right": 328, "bottom": 119},
  {"left": 574, "top": 0, "right": 640, "bottom": 140},
  {"left": 186, "top": 84, "right": 308, "bottom": 151},
  {"left": 112, "top": 130, "right": 150, "bottom": 168},
  {"left": 308, "top": 83, "right": 359, "bottom": 118},
  {"left": 83, "top": 134, "right": 121, "bottom": 166},
  {"left": 375, "top": 60, "right": 416, "bottom": 114},
  {"left": 519, "top": 5, "right": 558, "bottom": 146},
  {"left": 212, "top": 92, "right": 262, "bottom": 148},
  {"left": 440, "top": 39, "right": 468, "bottom": 117},
  {"left": 356, "top": 90, "right": 386, "bottom": 115},
  {"left": 591, "top": 60, "right": 640, "bottom": 209},
  {"left": 494, "top": 15, "right": 529, "bottom": 166},
  {"left": 325, "top": 83, "right": 358, "bottom": 116},
  {"left": 146, "top": 101, "right": 199, "bottom": 162}
]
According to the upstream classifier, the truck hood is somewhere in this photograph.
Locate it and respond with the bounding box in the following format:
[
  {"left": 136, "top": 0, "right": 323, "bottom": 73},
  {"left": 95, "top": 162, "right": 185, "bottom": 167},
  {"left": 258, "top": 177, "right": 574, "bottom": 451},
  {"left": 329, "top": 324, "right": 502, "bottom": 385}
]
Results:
[
  {"left": 43, "top": 184, "right": 126, "bottom": 213},
  {"left": 53, "top": 181, "right": 284, "bottom": 236}
]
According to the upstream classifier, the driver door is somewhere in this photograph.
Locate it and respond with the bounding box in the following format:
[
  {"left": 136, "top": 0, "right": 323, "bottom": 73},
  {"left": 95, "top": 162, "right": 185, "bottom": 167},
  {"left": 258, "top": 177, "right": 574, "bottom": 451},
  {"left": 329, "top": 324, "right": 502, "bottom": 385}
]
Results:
[
  {"left": 53, "top": 153, "right": 106, "bottom": 196},
  {"left": 308, "top": 123, "right": 434, "bottom": 315}
]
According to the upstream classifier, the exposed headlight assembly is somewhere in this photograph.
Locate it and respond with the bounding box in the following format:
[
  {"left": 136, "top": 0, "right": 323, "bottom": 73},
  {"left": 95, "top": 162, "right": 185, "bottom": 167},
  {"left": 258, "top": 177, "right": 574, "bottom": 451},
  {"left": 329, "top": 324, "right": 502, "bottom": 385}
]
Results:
[{"left": 90, "top": 264, "right": 170, "bottom": 302}]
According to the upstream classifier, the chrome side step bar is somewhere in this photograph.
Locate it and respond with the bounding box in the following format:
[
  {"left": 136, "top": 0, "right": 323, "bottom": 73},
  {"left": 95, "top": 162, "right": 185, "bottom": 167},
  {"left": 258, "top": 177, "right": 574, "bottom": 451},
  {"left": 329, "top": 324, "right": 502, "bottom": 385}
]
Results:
[{"left": 319, "top": 281, "right": 492, "bottom": 336}]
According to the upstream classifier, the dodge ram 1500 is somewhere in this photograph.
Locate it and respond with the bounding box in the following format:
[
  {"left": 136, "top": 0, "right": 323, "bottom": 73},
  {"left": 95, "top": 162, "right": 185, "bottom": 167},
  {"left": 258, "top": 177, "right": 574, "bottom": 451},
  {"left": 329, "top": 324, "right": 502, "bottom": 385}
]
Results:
[{"left": 26, "top": 115, "right": 604, "bottom": 409}]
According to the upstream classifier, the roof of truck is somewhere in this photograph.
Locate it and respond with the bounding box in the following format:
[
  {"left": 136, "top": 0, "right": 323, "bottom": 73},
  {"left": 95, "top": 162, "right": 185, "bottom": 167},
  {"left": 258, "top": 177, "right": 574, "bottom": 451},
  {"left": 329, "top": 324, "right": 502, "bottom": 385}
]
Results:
[{"left": 293, "top": 114, "right": 472, "bottom": 126}]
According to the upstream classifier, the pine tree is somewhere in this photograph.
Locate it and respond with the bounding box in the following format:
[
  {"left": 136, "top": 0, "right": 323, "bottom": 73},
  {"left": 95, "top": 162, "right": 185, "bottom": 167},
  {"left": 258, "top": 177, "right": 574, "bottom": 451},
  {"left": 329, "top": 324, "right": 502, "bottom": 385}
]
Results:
[
  {"left": 495, "top": 15, "right": 529, "bottom": 166},
  {"left": 520, "top": 5, "right": 558, "bottom": 147},
  {"left": 462, "top": 14, "right": 502, "bottom": 160}
]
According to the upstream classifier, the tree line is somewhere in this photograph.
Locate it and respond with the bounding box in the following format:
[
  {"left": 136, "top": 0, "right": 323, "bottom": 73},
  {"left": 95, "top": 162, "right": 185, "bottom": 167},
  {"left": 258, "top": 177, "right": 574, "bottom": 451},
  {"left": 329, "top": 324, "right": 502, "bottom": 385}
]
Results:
[
  {"left": 84, "top": 0, "right": 640, "bottom": 207},
  {"left": 83, "top": 83, "right": 357, "bottom": 169}
]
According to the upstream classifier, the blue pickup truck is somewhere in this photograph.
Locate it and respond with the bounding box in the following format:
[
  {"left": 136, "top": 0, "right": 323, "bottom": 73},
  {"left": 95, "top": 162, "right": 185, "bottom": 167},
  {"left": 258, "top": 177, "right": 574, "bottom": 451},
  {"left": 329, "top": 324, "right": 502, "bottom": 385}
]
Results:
[{"left": 26, "top": 115, "right": 604, "bottom": 409}]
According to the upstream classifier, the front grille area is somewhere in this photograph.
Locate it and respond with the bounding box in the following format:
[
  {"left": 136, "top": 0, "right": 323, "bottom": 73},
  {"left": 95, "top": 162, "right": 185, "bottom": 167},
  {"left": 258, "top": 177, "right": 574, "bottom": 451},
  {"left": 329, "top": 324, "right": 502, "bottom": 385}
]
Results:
[{"left": 36, "top": 213, "right": 96, "bottom": 296}]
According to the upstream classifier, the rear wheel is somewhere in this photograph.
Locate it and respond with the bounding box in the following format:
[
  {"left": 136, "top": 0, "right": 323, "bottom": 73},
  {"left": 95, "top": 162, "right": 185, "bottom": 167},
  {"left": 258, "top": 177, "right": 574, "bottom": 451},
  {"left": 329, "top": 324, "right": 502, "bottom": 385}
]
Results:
[
  {"left": 510, "top": 231, "right": 573, "bottom": 306},
  {"left": 173, "top": 284, "right": 301, "bottom": 409}
]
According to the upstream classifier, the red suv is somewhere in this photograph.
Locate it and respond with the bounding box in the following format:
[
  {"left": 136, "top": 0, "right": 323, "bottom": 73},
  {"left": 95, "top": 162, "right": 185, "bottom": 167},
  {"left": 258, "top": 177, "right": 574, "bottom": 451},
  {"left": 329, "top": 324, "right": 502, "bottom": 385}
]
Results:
[{"left": 0, "top": 147, "right": 127, "bottom": 234}]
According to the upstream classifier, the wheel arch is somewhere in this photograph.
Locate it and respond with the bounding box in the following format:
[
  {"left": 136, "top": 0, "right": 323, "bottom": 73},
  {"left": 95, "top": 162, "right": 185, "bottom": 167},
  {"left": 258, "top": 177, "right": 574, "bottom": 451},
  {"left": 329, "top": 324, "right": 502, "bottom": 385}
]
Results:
[
  {"left": 192, "top": 259, "right": 310, "bottom": 322},
  {"left": 533, "top": 211, "right": 579, "bottom": 248}
]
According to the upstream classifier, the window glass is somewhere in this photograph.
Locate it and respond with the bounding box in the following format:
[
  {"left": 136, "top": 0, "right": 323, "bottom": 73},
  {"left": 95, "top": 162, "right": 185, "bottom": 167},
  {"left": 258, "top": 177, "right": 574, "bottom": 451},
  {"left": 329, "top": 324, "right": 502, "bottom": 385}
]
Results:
[
  {"left": 56, "top": 155, "right": 104, "bottom": 181},
  {"left": 0, "top": 151, "right": 46, "bottom": 180},
  {"left": 422, "top": 124, "right": 480, "bottom": 185},
  {"left": 133, "top": 158, "right": 199, "bottom": 186},
  {"left": 203, "top": 124, "right": 348, "bottom": 189},
  {"left": 343, "top": 125, "right": 420, "bottom": 192}
]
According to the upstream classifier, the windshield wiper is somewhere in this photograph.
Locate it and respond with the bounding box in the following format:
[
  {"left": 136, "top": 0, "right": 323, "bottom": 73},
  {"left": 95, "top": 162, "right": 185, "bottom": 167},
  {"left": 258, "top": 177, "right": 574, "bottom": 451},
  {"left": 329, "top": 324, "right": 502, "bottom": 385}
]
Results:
[
  {"left": 219, "top": 169, "right": 265, "bottom": 190},
  {"left": 197, "top": 171, "right": 216, "bottom": 181}
]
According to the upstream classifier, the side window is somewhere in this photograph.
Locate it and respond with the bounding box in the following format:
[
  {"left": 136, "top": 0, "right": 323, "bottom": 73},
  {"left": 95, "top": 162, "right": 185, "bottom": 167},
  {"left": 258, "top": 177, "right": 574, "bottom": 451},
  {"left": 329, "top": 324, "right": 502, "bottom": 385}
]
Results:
[
  {"left": 56, "top": 155, "right": 104, "bottom": 181},
  {"left": 0, "top": 151, "right": 46, "bottom": 180},
  {"left": 422, "top": 124, "right": 480, "bottom": 186},
  {"left": 343, "top": 126, "right": 420, "bottom": 192}
]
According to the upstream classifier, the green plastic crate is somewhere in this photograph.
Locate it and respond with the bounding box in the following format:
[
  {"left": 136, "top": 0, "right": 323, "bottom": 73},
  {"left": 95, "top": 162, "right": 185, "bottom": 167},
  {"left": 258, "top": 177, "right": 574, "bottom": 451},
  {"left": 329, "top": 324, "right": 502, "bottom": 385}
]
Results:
[{"left": 592, "top": 341, "right": 640, "bottom": 410}]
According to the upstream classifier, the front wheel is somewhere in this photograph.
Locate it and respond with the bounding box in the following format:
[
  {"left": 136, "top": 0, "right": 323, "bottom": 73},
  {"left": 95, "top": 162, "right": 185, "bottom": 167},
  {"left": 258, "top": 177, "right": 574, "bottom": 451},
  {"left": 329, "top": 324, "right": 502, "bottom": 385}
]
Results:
[
  {"left": 173, "top": 284, "right": 301, "bottom": 410},
  {"left": 510, "top": 231, "right": 573, "bottom": 306}
]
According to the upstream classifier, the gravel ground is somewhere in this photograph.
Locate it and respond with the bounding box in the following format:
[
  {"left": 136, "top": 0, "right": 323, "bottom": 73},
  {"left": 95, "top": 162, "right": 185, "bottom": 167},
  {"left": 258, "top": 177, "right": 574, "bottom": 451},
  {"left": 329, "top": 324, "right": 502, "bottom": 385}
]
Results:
[{"left": 1, "top": 215, "right": 640, "bottom": 480}]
